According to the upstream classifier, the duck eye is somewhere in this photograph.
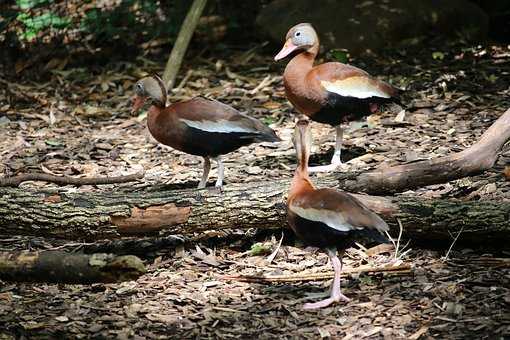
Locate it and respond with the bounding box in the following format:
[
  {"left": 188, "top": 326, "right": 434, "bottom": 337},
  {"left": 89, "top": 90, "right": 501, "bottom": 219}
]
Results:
[{"left": 295, "top": 31, "right": 301, "bottom": 37}]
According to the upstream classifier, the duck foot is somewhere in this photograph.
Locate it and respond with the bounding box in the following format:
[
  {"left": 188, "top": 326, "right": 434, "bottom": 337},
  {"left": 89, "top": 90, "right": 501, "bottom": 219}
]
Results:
[{"left": 303, "top": 292, "right": 350, "bottom": 310}]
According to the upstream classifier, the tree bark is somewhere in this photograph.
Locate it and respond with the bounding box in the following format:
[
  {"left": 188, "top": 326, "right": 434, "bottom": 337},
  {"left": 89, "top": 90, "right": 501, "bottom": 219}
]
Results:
[
  {"left": 0, "top": 251, "right": 145, "bottom": 283},
  {"left": 0, "top": 182, "right": 508, "bottom": 245},
  {"left": 162, "top": 0, "right": 208, "bottom": 90}
]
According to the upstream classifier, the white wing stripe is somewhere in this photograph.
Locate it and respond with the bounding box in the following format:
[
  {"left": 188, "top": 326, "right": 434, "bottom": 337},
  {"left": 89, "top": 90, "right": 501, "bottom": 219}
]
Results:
[
  {"left": 290, "top": 205, "right": 362, "bottom": 232},
  {"left": 181, "top": 119, "right": 254, "bottom": 133},
  {"left": 321, "top": 79, "right": 390, "bottom": 99}
]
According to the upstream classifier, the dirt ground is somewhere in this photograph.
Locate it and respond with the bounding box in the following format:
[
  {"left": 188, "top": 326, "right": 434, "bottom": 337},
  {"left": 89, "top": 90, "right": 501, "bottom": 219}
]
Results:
[{"left": 0, "top": 40, "right": 509, "bottom": 339}]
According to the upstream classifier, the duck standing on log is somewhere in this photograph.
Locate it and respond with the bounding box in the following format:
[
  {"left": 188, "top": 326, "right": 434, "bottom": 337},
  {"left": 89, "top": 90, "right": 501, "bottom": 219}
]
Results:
[
  {"left": 287, "top": 120, "right": 390, "bottom": 309},
  {"left": 132, "top": 75, "right": 280, "bottom": 188},
  {"left": 275, "top": 23, "right": 401, "bottom": 172}
]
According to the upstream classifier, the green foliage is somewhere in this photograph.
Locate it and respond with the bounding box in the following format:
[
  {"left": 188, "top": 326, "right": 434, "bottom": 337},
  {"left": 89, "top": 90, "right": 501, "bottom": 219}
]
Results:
[
  {"left": 16, "top": 0, "right": 50, "bottom": 10},
  {"left": 250, "top": 242, "right": 272, "bottom": 256},
  {"left": 11, "top": 0, "right": 183, "bottom": 46},
  {"left": 17, "top": 12, "right": 70, "bottom": 41},
  {"left": 432, "top": 51, "right": 445, "bottom": 60},
  {"left": 328, "top": 49, "right": 350, "bottom": 63},
  {"left": 359, "top": 274, "right": 375, "bottom": 286},
  {"left": 262, "top": 116, "right": 277, "bottom": 125}
]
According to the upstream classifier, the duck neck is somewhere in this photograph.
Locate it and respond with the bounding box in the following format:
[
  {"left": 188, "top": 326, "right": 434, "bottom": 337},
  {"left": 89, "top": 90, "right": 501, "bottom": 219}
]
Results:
[
  {"left": 283, "top": 48, "right": 320, "bottom": 114},
  {"left": 146, "top": 101, "right": 168, "bottom": 136},
  {"left": 285, "top": 50, "right": 316, "bottom": 81},
  {"left": 290, "top": 160, "right": 314, "bottom": 197}
]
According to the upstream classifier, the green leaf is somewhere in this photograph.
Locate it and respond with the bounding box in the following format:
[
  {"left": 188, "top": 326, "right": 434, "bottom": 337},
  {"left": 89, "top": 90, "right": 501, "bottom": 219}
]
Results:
[
  {"left": 329, "top": 49, "right": 349, "bottom": 63},
  {"left": 250, "top": 243, "right": 272, "bottom": 256},
  {"left": 359, "top": 275, "right": 375, "bottom": 285},
  {"left": 487, "top": 74, "right": 498, "bottom": 83},
  {"left": 432, "top": 51, "right": 445, "bottom": 60},
  {"left": 262, "top": 116, "right": 276, "bottom": 125},
  {"left": 45, "top": 139, "right": 62, "bottom": 147},
  {"left": 16, "top": 0, "right": 50, "bottom": 10}
]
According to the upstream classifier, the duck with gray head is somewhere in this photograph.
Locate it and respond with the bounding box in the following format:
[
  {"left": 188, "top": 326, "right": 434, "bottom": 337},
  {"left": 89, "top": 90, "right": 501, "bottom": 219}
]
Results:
[
  {"left": 275, "top": 23, "right": 402, "bottom": 173},
  {"left": 132, "top": 75, "right": 280, "bottom": 188}
]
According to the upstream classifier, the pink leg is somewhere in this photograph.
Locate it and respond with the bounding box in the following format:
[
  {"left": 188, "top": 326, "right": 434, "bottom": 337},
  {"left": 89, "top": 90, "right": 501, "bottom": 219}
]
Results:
[
  {"left": 308, "top": 126, "right": 344, "bottom": 173},
  {"left": 303, "top": 248, "right": 350, "bottom": 310}
]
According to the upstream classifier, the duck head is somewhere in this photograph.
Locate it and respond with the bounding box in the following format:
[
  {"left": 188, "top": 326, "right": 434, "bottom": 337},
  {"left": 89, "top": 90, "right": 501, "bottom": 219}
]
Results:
[
  {"left": 274, "top": 23, "right": 319, "bottom": 61},
  {"left": 132, "top": 75, "right": 167, "bottom": 113}
]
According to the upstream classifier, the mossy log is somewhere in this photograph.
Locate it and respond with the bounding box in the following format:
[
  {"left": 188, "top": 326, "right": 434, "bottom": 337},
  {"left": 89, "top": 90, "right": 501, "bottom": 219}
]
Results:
[
  {"left": 0, "top": 251, "right": 145, "bottom": 283},
  {"left": 0, "top": 180, "right": 508, "bottom": 246}
]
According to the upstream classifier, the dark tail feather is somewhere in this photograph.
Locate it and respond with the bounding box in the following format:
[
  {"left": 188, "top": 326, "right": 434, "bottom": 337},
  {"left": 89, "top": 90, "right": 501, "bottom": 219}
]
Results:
[
  {"left": 355, "top": 229, "right": 391, "bottom": 244},
  {"left": 256, "top": 128, "right": 281, "bottom": 143},
  {"left": 390, "top": 87, "right": 405, "bottom": 106}
]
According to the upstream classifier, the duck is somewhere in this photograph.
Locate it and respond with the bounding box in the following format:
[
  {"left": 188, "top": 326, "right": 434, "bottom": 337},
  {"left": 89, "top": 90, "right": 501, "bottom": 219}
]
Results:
[
  {"left": 287, "top": 119, "right": 390, "bottom": 309},
  {"left": 275, "top": 23, "right": 401, "bottom": 172},
  {"left": 132, "top": 75, "right": 280, "bottom": 188}
]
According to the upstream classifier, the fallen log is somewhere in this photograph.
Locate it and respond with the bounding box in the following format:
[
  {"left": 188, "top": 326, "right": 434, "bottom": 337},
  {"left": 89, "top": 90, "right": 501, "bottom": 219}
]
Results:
[
  {"left": 0, "top": 109, "right": 508, "bottom": 244},
  {"left": 0, "top": 181, "right": 509, "bottom": 245},
  {"left": 0, "top": 251, "right": 145, "bottom": 284}
]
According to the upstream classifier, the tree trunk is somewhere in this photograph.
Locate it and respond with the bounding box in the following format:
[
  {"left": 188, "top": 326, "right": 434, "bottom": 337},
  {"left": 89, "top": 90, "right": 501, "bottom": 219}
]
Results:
[
  {"left": 162, "top": 0, "right": 208, "bottom": 90},
  {"left": 0, "top": 182, "right": 508, "bottom": 245},
  {"left": 0, "top": 251, "right": 145, "bottom": 283}
]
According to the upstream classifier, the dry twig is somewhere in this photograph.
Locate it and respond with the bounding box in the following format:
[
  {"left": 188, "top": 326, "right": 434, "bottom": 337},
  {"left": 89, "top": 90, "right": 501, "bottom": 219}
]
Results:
[
  {"left": 266, "top": 232, "right": 284, "bottom": 263},
  {"left": 442, "top": 226, "right": 465, "bottom": 261},
  {"left": 221, "top": 263, "right": 411, "bottom": 283}
]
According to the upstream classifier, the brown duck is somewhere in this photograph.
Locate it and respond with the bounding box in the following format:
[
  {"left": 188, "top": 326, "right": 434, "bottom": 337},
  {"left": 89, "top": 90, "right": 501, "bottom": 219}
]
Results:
[
  {"left": 275, "top": 23, "right": 401, "bottom": 172},
  {"left": 132, "top": 75, "right": 280, "bottom": 188},
  {"left": 288, "top": 120, "right": 389, "bottom": 309}
]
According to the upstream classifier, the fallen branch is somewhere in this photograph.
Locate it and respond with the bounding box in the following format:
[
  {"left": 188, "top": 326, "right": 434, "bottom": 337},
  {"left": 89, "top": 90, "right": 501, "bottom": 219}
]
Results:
[
  {"left": 0, "top": 171, "right": 145, "bottom": 187},
  {"left": 0, "top": 251, "right": 145, "bottom": 283},
  {"left": 448, "top": 257, "right": 510, "bottom": 268},
  {"left": 221, "top": 263, "right": 412, "bottom": 283},
  {"left": 348, "top": 108, "right": 510, "bottom": 194}
]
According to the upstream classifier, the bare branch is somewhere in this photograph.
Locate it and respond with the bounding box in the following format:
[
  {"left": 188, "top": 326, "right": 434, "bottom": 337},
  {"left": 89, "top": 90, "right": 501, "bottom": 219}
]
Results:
[
  {"left": 221, "top": 263, "right": 412, "bottom": 283},
  {"left": 162, "top": 0, "right": 208, "bottom": 91},
  {"left": 0, "top": 171, "right": 145, "bottom": 187}
]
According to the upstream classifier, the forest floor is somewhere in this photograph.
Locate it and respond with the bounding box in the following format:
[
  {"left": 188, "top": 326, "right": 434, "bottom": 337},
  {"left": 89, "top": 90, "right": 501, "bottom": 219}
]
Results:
[{"left": 0, "top": 39, "right": 509, "bottom": 339}]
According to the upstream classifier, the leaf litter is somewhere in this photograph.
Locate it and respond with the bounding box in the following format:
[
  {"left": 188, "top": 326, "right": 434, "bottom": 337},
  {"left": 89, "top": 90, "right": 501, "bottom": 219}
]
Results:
[{"left": 0, "top": 40, "right": 509, "bottom": 339}]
